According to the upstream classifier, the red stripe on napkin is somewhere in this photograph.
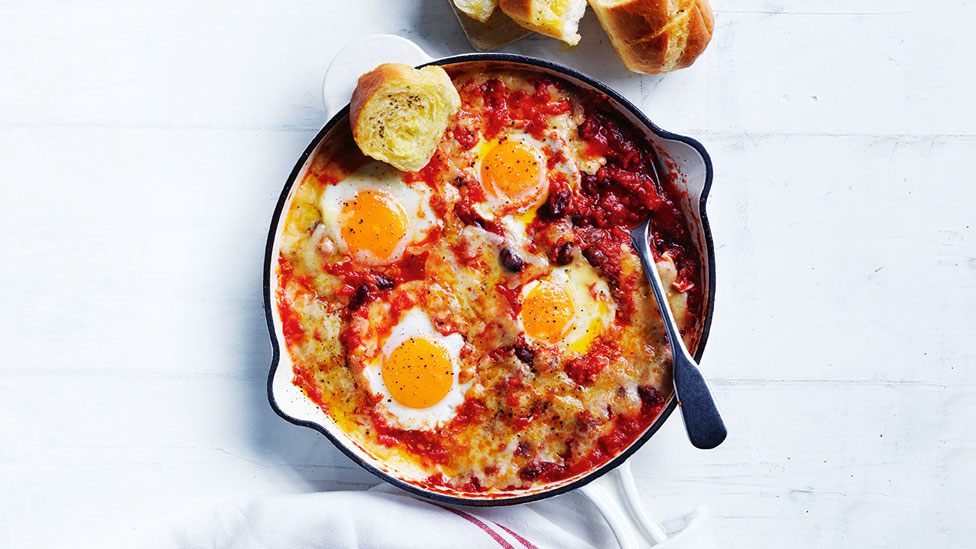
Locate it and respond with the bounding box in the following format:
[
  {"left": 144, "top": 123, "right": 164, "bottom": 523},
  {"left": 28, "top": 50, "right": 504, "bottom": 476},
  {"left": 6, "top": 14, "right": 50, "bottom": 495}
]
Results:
[
  {"left": 437, "top": 504, "right": 516, "bottom": 549},
  {"left": 493, "top": 521, "right": 539, "bottom": 549}
]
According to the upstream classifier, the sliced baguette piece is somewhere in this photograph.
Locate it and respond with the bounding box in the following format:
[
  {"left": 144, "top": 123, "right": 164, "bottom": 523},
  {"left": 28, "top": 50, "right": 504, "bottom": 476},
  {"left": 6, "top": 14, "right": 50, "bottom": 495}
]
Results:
[
  {"left": 349, "top": 63, "right": 461, "bottom": 173},
  {"left": 588, "top": 0, "right": 714, "bottom": 74},
  {"left": 453, "top": 0, "right": 499, "bottom": 23},
  {"left": 499, "top": 0, "right": 588, "bottom": 45}
]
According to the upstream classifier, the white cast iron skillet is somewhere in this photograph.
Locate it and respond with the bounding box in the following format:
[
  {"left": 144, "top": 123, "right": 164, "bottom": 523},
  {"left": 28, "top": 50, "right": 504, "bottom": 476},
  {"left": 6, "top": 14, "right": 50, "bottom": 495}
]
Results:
[{"left": 265, "top": 35, "right": 716, "bottom": 548}]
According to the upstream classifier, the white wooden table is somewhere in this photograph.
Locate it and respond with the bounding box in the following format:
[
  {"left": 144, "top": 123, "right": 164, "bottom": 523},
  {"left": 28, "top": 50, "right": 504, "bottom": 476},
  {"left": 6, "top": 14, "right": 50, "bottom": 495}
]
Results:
[{"left": 1, "top": 0, "right": 973, "bottom": 546}]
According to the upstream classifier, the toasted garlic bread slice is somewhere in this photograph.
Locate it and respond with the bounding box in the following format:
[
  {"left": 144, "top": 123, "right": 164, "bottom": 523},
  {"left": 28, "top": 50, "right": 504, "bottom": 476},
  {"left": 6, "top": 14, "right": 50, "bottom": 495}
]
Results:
[{"left": 350, "top": 63, "right": 461, "bottom": 172}]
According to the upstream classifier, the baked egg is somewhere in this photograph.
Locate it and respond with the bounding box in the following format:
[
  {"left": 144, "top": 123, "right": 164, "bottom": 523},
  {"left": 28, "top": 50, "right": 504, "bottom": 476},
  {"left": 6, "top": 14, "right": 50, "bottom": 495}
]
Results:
[
  {"left": 468, "top": 131, "right": 581, "bottom": 267},
  {"left": 362, "top": 307, "right": 470, "bottom": 430},
  {"left": 319, "top": 161, "right": 437, "bottom": 265},
  {"left": 518, "top": 260, "right": 615, "bottom": 354},
  {"left": 474, "top": 133, "right": 549, "bottom": 214},
  {"left": 470, "top": 130, "right": 579, "bottom": 217}
]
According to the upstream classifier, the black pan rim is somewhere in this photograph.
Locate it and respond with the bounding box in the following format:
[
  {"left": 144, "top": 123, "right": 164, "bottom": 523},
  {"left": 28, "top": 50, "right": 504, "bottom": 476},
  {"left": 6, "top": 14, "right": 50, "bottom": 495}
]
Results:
[{"left": 264, "top": 52, "right": 716, "bottom": 507}]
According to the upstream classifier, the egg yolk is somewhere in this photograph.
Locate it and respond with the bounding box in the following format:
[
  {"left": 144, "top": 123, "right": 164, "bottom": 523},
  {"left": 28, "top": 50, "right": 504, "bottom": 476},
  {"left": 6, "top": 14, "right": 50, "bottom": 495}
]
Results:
[
  {"left": 481, "top": 139, "right": 547, "bottom": 208},
  {"left": 382, "top": 337, "right": 454, "bottom": 408},
  {"left": 521, "top": 281, "right": 575, "bottom": 344},
  {"left": 340, "top": 190, "right": 408, "bottom": 263}
]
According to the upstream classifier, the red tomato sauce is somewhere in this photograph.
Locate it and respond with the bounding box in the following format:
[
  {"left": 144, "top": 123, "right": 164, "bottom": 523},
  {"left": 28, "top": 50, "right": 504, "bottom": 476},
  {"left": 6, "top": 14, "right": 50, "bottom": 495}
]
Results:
[
  {"left": 474, "top": 77, "right": 572, "bottom": 139},
  {"left": 583, "top": 104, "right": 699, "bottom": 302},
  {"left": 371, "top": 410, "right": 449, "bottom": 466},
  {"left": 368, "top": 397, "right": 489, "bottom": 472},
  {"left": 564, "top": 338, "right": 621, "bottom": 386}
]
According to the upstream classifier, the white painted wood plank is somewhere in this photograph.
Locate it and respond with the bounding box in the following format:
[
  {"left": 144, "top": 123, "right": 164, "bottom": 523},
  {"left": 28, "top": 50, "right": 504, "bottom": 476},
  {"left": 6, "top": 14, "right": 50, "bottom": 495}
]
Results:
[
  {"left": 633, "top": 381, "right": 976, "bottom": 547},
  {"left": 702, "top": 133, "right": 976, "bottom": 384},
  {"left": 0, "top": 127, "right": 308, "bottom": 377},
  {"left": 0, "top": 1, "right": 971, "bottom": 137}
]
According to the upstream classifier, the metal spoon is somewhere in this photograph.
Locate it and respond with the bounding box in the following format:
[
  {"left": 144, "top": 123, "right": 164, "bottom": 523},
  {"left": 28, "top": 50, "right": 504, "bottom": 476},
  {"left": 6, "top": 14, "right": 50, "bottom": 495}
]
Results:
[{"left": 630, "top": 220, "right": 727, "bottom": 449}]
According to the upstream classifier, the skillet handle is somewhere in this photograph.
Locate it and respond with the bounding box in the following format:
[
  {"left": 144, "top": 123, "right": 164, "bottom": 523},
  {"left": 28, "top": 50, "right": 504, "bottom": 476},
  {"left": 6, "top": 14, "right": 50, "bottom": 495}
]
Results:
[
  {"left": 579, "top": 462, "right": 668, "bottom": 548},
  {"left": 322, "top": 34, "right": 434, "bottom": 118}
]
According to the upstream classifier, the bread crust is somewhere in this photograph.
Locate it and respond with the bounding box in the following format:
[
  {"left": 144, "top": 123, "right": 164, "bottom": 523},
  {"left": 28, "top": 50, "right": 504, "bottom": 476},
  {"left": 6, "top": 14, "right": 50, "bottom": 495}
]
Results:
[
  {"left": 589, "top": 0, "right": 714, "bottom": 74},
  {"left": 349, "top": 63, "right": 461, "bottom": 172},
  {"left": 498, "top": 0, "right": 533, "bottom": 21}
]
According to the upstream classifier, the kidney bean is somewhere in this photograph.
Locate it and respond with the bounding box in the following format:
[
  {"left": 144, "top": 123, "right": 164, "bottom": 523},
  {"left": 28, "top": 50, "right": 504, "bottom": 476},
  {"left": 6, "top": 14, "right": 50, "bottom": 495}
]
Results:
[
  {"left": 553, "top": 241, "right": 574, "bottom": 266},
  {"left": 583, "top": 246, "right": 606, "bottom": 268},
  {"left": 514, "top": 345, "right": 535, "bottom": 365},
  {"left": 348, "top": 283, "right": 369, "bottom": 310},
  {"left": 538, "top": 188, "right": 571, "bottom": 220},
  {"left": 499, "top": 247, "right": 525, "bottom": 273}
]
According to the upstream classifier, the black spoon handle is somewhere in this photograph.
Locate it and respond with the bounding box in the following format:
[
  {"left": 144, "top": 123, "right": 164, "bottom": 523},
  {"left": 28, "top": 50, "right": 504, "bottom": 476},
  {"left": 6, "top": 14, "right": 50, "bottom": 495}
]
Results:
[{"left": 630, "top": 223, "right": 727, "bottom": 450}]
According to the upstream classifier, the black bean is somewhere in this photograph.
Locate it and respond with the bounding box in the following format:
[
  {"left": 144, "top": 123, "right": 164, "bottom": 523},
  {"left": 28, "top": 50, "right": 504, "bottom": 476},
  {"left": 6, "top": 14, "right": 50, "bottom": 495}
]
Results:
[
  {"left": 583, "top": 246, "right": 606, "bottom": 268},
  {"left": 554, "top": 241, "right": 574, "bottom": 266},
  {"left": 375, "top": 274, "right": 394, "bottom": 290},
  {"left": 499, "top": 247, "right": 525, "bottom": 273},
  {"left": 348, "top": 283, "right": 369, "bottom": 310},
  {"left": 514, "top": 345, "right": 535, "bottom": 365}
]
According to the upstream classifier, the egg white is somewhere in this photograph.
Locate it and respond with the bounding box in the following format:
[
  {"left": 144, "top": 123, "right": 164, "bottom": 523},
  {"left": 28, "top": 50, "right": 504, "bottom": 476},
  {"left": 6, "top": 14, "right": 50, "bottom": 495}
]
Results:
[
  {"left": 519, "top": 260, "right": 616, "bottom": 354},
  {"left": 319, "top": 160, "right": 437, "bottom": 264},
  {"left": 363, "top": 308, "right": 470, "bottom": 431}
]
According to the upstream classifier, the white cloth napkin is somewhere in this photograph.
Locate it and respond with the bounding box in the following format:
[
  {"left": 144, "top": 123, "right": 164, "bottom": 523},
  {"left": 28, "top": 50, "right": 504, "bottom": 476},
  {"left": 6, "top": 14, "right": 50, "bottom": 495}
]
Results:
[{"left": 117, "top": 484, "right": 714, "bottom": 548}]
